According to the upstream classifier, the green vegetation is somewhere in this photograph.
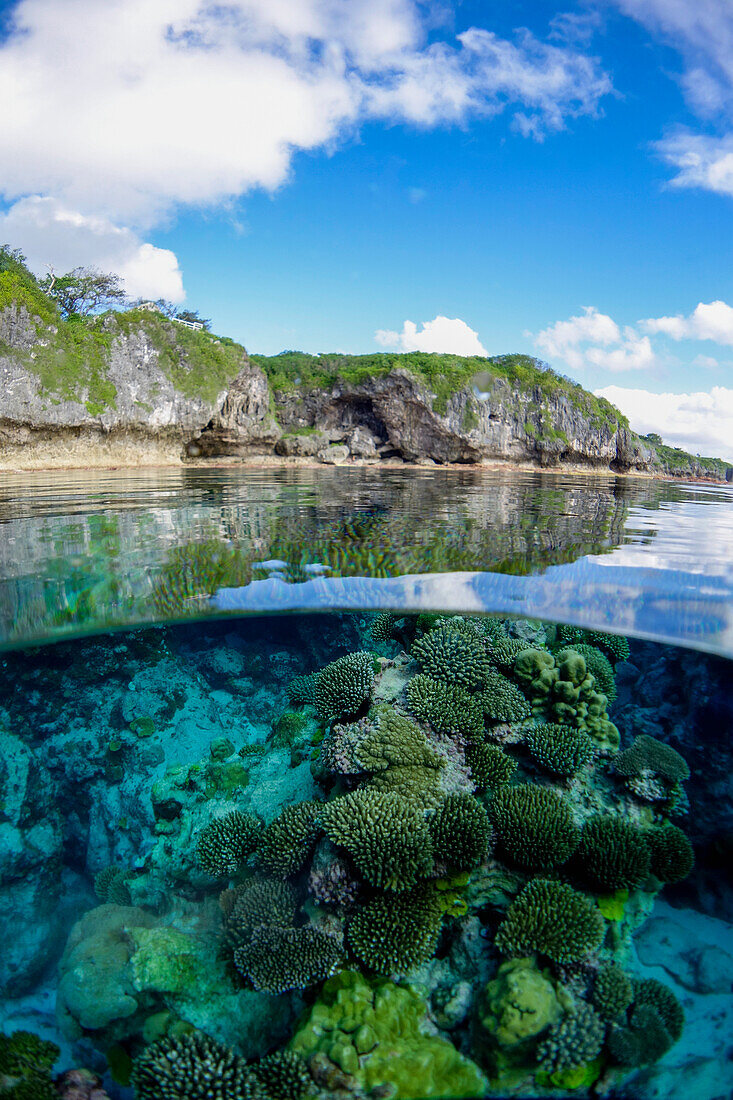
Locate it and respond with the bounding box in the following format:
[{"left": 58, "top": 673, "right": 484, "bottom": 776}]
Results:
[
  {"left": 250, "top": 349, "right": 629, "bottom": 428},
  {"left": 642, "top": 433, "right": 732, "bottom": 477}
]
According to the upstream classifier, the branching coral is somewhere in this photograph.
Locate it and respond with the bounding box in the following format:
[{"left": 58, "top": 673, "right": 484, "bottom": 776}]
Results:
[
  {"left": 256, "top": 802, "right": 322, "bottom": 877},
  {"left": 234, "top": 925, "right": 342, "bottom": 994},
  {"left": 525, "top": 723, "right": 594, "bottom": 777},
  {"left": 576, "top": 814, "right": 651, "bottom": 891},
  {"left": 495, "top": 879, "right": 605, "bottom": 963},
  {"left": 93, "top": 866, "right": 131, "bottom": 905},
  {"left": 287, "top": 675, "right": 317, "bottom": 707},
  {"left": 428, "top": 793, "right": 491, "bottom": 872},
  {"left": 322, "top": 706, "right": 442, "bottom": 776},
  {"left": 632, "top": 978, "right": 684, "bottom": 1042},
  {"left": 411, "top": 626, "right": 491, "bottom": 690},
  {"left": 0, "top": 1030, "right": 59, "bottom": 1078},
  {"left": 537, "top": 1002, "right": 605, "bottom": 1075},
  {"left": 314, "top": 651, "right": 376, "bottom": 722},
  {"left": 370, "top": 612, "right": 396, "bottom": 643},
  {"left": 557, "top": 626, "right": 630, "bottom": 665},
  {"left": 487, "top": 636, "right": 533, "bottom": 671},
  {"left": 488, "top": 785, "right": 580, "bottom": 871},
  {"left": 476, "top": 670, "right": 531, "bottom": 724},
  {"left": 346, "top": 887, "right": 444, "bottom": 974},
  {"left": 319, "top": 789, "right": 432, "bottom": 891},
  {"left": 465, "top": 743, "right": 516, "bottom": 792},
  {"left": 404, "top": 673, "right": 483, "bottom": 738},
  {"left": 220, "top": 876, "right": 298, "bottom": 949},
  {"left": 646, "top": 823, "right": 695, "bottom": 883},
  {"left": 614, "top": 735, "right": 690, "bottom": 783},
  {"left": 592, "top": 964, "right": 633, "bottom": 1022},
  {"left": 132, "top": 1034, "right": 262, "bottom": 1099},
  {"left": 251, "top": 1051, "right": 313, "bottom": 1100},
  {"left": 196, "top": 812, "right": 263, "bottom": 878}
]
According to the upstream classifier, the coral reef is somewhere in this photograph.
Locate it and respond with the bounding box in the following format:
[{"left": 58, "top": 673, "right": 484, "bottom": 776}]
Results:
[
  {"left": 256, "top": 802, "right": 322, "bottom": 877},
  {"left": 465, "top": 743, "right": 516, "bottom": 791},
  {"left": 524, "top": 722, "right": 594, "bottom": 777},
  {"left": 404, "top": 673, "right": 483, "bottom": 738},
  {"left": 313, "top": 651, "right": 376, "bottom": 722},
  {"left": 576, "top": 814, "right": 651, "bottom": 891},
  {"left": 291, "top": 970, "right": 487, "bottom": 1098},
  {"left": 488, "top": 785, "right": 580, "bottom": 871},
  {"left": 234, "top": 925, "right": 342, "bottom": 994},
  {"left": 495, "top": 879, "right": 605, "bottom": 963},
  {"left": 412, "top": 625, "right": 491, "bottom": 690},
  {"left": 196, "top": 812, "right": 263, "bottom": 878},
  {"left": 428, "top": 793, "right": 491, "bottom": 873},
  {"left": 536, "top": 1002, "right": 605, "bottom": 1074},
  {"left": 591, "top": 964, "right": 633, "bottom": 1021},
  {"left": 132, "top": 1033, "right": 262, "bottom": 1099},
  {"left": 346, "top": 887, "right": 444, "bottom": 974}
]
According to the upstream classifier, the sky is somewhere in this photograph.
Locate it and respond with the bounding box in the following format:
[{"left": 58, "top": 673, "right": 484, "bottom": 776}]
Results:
[{"left": 1, "top": 0, "right": 732, "bottom": 457}]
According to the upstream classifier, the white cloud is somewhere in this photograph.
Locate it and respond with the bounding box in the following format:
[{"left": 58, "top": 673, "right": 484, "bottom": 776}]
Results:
[
  {"left": 0, "top": 0, "right": 611, "bottom": 227},
  {"left": 610, "top": 2, "right": 733, "bottom": 197},
  {"left": 375, "top": 316, "right": 487, "bottom": 356},
  {"left": 692, "top": 354, "right": 719, "bottom": 369},
  {"left": 596, "top": 383, "right": 733, "bottom": 458},
  {"left": 533, "top": 306, "right": 654, "bottom": 372},
  {"left": 654, "top": 132, "right": 733, "bottom": 198},
  {"left": 642, "top": 300, "right": 733, "bottom": 345},
  {"left": 0, "top": 196, "right": 184, "bottom": 301}
]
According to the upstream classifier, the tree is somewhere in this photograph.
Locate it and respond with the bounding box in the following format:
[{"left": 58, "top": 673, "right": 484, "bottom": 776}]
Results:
[
  {"left": 40, "top": 266, "right": 127, "bottom": 319},
  {"left": 645, "top": 432, "right": 663, "bottom": 445},
  {"left": 175, "top": 308, "right": 211, "bottom": 330}
]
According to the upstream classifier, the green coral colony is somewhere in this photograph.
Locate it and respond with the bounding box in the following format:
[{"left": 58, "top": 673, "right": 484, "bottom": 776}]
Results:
[{"left": 20, "top": 614, "right": 696, "bottom": 1099}]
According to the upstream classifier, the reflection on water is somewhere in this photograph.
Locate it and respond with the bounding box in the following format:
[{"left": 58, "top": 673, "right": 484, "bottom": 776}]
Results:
[{"left": 1, "top": 467, "right": 732, "bottom": 653}]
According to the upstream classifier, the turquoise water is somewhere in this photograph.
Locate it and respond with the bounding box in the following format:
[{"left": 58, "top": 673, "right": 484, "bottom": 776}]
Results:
[{"left": 0, "top": 469, "right": 731, "bottom": 1099}]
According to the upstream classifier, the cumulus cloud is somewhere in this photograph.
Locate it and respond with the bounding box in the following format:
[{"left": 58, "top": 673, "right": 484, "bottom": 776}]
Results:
[
  {"left": 0, "top": 196, "right": 184, "bottom": 301},
  {"left": 0, "top": 0, "right": 612, "bottom": 227},
  {"left": 533, "top": 306, "right": 655, "bottom": 372},
  {"left": 596, "top": 383, "right": 733, "bottom": 459},
  {"left": 375, "top": 316, "right": 487, "bottom": 356},
  {"left": 610, "top": 1, "right": 733, "bottom": 197},
  {"left": 641, "top": 300, "right": 733, "bottom": 344},
  {"left": 654, "top": 132, "right": 733, "bottom": 198}
]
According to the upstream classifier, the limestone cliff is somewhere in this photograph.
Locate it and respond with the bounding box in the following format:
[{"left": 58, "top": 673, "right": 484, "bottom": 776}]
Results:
[{"left": 0, "top": 277, "right": 728, "bottom": 478}]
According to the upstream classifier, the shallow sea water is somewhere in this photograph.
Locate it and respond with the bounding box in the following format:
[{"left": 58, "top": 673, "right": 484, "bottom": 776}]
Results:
[{"left": 0, "top": 468, "right": 731, "bottom": 1100}]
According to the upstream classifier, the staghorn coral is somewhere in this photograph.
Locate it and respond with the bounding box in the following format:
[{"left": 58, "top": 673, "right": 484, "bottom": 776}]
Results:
[
  {"left": 411, "top": 626, "right": 491, "bottom": 691},
  {"left": 256, "top": 801, "right": 322, "bottom": 877},
  {"left": 576, "top": 814, "right": 651, "bottom": 891},
  {"left": 428, "top": 793, "right": 491, "bottom": 873},
  {"left": 465, "top": 743, "right": 516, "bottom": 792},
  {"left": 0, "top": 1030, "right": 59, "bottom": 1077},
  {"left": 614, "top": 734, "right": 690, "bottom": 783},
  {"left": 537, "top": 1002, "right": 605, "bottom": 1075},
  {"left": 233, "top": 925, "right": 341, "bottom": 994},
  {"left": 476, "top": 669, "right": 531, "bottom": 724},
  {"left": 346, "top": 887, "right": 444, "bottom": 975},
  {"left": 196, "top": 812, "right": 263, "bottom": 878},
  {"left": 525, "top": 722, "right": 594, "bottom": 777},
  {"left": 495, "top": 879, "right": 605, "bottom": 963},
  {"left": 319, "top": 788, "right": 432, "bottom": 891},
  {"left": 132, "top": 1033, "right": 262, "bottom": 1099},
  {"left": 220, "top": 876, "right": 298, "bottom": 949},
  {"left": 314, "top": 651, "right": 376, "bottom": 722},
  {"left": 488, "top": 785, "right": 580, "bottom": 871},
  {"left": 291, "top": 970, "right": 487, "bottom": 1098},
  {"left": 251, "top": 1051, "right": 313, "bottom": 1100},
  {"left": 591, "top": 964, "right": 633, "bottom": 1022},
  {"left": 556, "top": 626, "right": 630, "bottom": 665},
  {"left": 646, "top": 823, "right": 695, "bottom": 883},
  {"left": 404, "top": 673, "right": 483, "bottom": 738},
  {"left": 93, "top": 866, "right": 131, "bottom": 906}
]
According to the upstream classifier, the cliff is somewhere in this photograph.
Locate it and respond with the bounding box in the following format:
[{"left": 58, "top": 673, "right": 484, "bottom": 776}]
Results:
[{"left": 0, "top": 265, "right": 728, "bottom": 478}]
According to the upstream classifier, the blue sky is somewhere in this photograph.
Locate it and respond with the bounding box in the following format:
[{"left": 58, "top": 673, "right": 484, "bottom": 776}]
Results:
[{"left": 1, "top": 0, "right": 732, "bottom": 454}]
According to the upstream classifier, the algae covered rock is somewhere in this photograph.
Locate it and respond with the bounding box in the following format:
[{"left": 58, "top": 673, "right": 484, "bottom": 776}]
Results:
[{"left": 291, "top": 970, "right": 487, "bottom": 1099}]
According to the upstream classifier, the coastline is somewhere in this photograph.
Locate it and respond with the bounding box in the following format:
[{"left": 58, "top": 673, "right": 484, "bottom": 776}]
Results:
[{"left": 0, "top": 447, "right": 727, "bottom": 484}]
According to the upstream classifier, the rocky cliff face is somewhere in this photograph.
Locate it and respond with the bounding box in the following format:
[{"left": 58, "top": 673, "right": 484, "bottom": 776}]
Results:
[{"left": 0, "top": 298, "right": 722, "bottom": 477}]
